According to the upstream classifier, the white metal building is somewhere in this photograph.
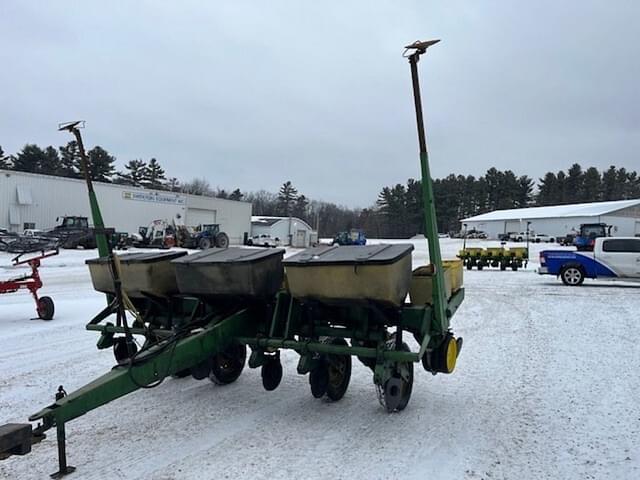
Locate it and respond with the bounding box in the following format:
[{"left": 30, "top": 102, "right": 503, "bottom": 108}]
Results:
[
  {"left": 251, "top": 216, "right": 317, "bottom": 248},
  {"left": 0, "top": 169, "right": 252, "bottom": 244},
  {"left": 461, "top": 199, "right": 640, "bottom": 239}
]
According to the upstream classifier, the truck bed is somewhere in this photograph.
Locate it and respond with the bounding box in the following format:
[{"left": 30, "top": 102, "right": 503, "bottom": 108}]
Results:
[{"left": 538, "top": 250, "right": 616, "bottom": 278}]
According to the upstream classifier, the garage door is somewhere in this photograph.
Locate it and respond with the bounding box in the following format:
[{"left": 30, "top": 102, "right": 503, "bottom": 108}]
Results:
[
  {"left": 187, "top": 208, "right": 216, "bottom": 226},
  {"left": 505, "top": 220, "right": 522, "bottom": 233}
]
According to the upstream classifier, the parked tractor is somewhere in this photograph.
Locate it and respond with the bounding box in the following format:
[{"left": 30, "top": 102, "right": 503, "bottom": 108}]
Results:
[
  {"left": 193, "top": 224, "right": 229, "bottom": 249},
  {"left": 573, "top": 223, "right": 611, "bottom": 251},
  {"left": 49, "top": 216, "right": 97, "bottom": 249},
  {"left": 332, "top": 229, "right": 367, "bottom": 246}
]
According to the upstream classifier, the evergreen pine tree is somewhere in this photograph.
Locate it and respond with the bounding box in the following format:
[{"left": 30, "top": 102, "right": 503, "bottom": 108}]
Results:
[
  {"left": 537, "top": 172, "right": 558, "bottom": 206},
  {"left": 58, "top": 141, "right": 81, "bottom": 178},
  {"left": 117, "top": 160, "right": 148, "bottom": 186},
  {"left": 581, "top": 167, "right": 601, "bottom": 201},
  {"left": 565, "top": 163, "right": 584, "bottom": 203},
  {"left": 40, "top": 146, "right": 62, "bottom": 176},
  {"left": 87, "top": 146, "right": 116, "bottom": 182},
  {"left": 277, "top": 181, "right": 299, "bottom": 216},
  {"left": 625, "top": 171, "right": 640, "bottom": 198},
  {"left": 516, "top": 175, "right": 533, "bottom": 208},
  {"left": 143, "top": 158, "right": 166, "bottom": 189},
  {"left": 0, "top": 146, "right": 10, "bottom": 169},
  {"left": 555, "top": 171, "right": 567, "bottom": 204},
  {"left": 601, "top": 166, "right": 618, "bottom": 200},
  {"left": 13, "top": 144, "right": 46, "bottom": 173},
  {"left": 229, "top": 188, "right": 244, "bottom": 201},
  {"left": 293, "top": 194, "right": 309, "bottom": 220}
]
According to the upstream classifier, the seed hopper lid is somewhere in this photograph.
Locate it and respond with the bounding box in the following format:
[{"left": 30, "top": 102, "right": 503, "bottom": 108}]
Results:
[
  {"left": 283, "top": 244, "right": 414, "bottom": 267},
  {"left": 171, "top": 246, "right": 284, "bottom": 265},
  {"left": 85, "top": 250, "right": 187, "bottom": 265}
]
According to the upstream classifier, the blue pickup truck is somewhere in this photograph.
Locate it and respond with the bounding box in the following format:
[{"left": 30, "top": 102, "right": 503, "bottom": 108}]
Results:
[{"left": 538, "top": 237, "right": 640, "bottom": 285}]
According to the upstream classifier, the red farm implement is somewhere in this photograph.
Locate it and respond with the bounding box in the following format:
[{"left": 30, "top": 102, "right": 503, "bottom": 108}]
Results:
[{"left": 0, "top": 249, "right": 59, "bottom": 320}]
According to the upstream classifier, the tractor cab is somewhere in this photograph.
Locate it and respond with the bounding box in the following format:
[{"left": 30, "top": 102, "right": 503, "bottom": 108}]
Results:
[
  {"left": 57, "top": 216, "right": 89, "bottom": 229},
  {"left": 573, "top": 223, "right": 611, "bottom": 251},
  {"left": 199, "top": 224, "right": 220, "bottom": 234}
]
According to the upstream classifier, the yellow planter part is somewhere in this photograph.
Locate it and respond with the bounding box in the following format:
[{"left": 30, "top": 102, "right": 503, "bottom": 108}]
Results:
[
  {"left": 442, "top": 259, "right": 463, "bottom": 291},
  {"left": 460, "top": 247, "right": 484, "bottom": 257},
  {"left": 409, "top": 259, "right": 463, "bottom": 305},
  {"left": 507, "top": 247, "right": 528, "bottom": 258}
]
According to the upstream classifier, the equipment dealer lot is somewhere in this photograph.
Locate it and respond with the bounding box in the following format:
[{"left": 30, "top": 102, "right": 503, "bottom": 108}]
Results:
[{"left": 1, "top": 239, "right": 638, "bottom": 480}]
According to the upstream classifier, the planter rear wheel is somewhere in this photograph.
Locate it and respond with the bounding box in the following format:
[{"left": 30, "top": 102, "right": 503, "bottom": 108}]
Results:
[
  {"left": 309, "top": 361, "right": 329, "bottom": 398},
  {"left": 325, "top": 338, "right": 352, "bottom": 401},
  {"left": 37, "top": 296, "right": 55, "bottom": 320}
]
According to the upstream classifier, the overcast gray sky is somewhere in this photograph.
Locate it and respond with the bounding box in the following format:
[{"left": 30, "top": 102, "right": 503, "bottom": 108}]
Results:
[{"left": 1, "top": 1, "right": 639, "bottom": 207}]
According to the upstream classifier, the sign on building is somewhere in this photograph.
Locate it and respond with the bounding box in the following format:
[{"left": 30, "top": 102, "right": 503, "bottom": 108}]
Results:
[{"left": 122, "top": 191, "right": 186, "bottom": 205}]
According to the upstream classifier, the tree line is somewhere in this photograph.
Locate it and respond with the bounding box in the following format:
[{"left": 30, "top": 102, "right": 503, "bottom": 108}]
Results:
[
  {"left": 0, "top": 142, "right": 179, "bottom": 190},
  {"left": 2, "top": 144, "right": 638, "bottom": 237},
  {"left": 372, "top": 164, "right": 640, "bottom": 237}
]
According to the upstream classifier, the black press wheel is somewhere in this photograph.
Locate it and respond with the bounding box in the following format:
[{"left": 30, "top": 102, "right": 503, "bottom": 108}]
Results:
[
  {"left": 381, "top": 342, "right": 413, "bottom": 413},
  {"left": 209, "top": 343, "right": 247, "bottom": 385},
  {"left": 261, "top": 354, "right": 283, "bottom": 391},
  {"left": 560, "top": 266, "right": 585, "bottom": 286},
  {"left": 325, "top": 338, "right": 352, "bottom": 401},
  {"left": 37, "top": 296, "right": 55, "bottom": 320}
]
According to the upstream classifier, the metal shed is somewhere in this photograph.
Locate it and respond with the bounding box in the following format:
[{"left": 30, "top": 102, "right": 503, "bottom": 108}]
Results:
[
  {"left": 461, "top": 199, "right": 640, "bottom": 239},
  {"left": 251, "top": 216, "right": 317, "bottom": 248},
  {"left": 0, "top": 169, "right": 252, "bottom": 244}
]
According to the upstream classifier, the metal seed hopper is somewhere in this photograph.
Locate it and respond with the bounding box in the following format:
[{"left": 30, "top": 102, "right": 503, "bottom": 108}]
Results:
[{"left": 0, "top": 40, "right": 465, "bottom": 478}]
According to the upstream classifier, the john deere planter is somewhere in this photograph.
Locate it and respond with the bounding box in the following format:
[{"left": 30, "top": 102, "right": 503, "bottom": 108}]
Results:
[
  {"left": 458, "top": 246, "right": 529, "bottom": 271},
  {"left": 0, "top": 40, "right": 465, "bottom": 477}
]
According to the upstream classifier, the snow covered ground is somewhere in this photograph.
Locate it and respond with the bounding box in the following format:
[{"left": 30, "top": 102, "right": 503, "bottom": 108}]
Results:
[{"left": 1, "top": 239, "right": 639, "bottom": 479}]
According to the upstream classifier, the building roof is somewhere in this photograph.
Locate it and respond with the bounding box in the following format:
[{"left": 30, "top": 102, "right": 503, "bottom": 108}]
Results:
[
  {"left": 461, "top": 198, "right": 640, "bottom": 222},
  {"left": 251, "top": 216, "right": 313, "bottom": 230}
]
